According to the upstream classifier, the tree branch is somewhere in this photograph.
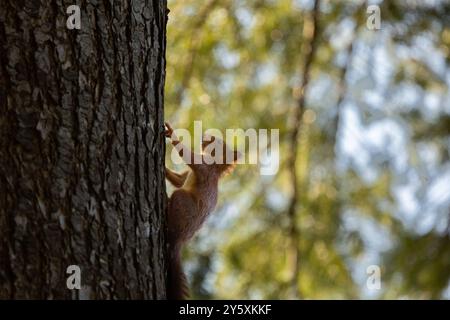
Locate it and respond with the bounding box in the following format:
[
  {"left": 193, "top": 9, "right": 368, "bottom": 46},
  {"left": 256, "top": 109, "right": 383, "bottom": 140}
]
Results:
[{"left": 286, "top": 0, "right": 321, "bottom": 299}]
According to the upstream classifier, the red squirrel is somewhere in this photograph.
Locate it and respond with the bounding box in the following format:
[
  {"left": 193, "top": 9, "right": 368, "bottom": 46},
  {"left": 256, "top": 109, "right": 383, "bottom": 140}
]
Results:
[{"left": 164, "top": 122, "right": 240, "bottom": 300}]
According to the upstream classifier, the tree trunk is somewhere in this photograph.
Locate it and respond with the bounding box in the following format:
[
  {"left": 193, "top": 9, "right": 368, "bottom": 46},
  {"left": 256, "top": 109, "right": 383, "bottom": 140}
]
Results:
[{"left": 0, "top": 0, "right": 168, "bottom": 299}]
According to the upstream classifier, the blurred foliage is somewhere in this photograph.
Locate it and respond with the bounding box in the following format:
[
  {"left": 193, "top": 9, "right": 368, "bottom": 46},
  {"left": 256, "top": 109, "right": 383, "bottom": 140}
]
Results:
[{"left": 165, "top": 0, "right": 450, "bottom": 299}]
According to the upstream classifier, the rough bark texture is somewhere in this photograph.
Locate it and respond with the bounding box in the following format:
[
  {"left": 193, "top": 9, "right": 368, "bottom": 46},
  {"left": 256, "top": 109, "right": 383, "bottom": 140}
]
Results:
[{"left": 0, "top": 0, "right": 168, "bottom": 299}]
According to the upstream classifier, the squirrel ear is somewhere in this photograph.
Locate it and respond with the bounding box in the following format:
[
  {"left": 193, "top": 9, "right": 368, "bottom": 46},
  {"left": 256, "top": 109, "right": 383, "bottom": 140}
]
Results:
[{"left": 233, "top": 150, "right": 242, "bottom": 162}]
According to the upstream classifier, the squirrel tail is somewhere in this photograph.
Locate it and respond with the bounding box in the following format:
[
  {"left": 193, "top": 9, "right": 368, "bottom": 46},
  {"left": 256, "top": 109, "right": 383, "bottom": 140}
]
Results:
[{"left": 167, "top": 244, "right": 189, "bottom": 300}]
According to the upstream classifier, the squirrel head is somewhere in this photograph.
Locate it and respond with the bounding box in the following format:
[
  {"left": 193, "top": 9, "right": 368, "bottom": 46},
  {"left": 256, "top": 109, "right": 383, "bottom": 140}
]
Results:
[{"left": 202, "top": 134, "right": 241, "bottom": 174}]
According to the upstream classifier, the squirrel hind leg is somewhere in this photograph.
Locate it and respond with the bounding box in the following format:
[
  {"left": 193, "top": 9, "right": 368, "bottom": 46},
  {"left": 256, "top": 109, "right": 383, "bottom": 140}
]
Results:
[
  {"left": 167, "top": 245, "right": 189, "bottom": 300},
  {"left": 166, "top": 190, "right": 197, "bottom": 300}
]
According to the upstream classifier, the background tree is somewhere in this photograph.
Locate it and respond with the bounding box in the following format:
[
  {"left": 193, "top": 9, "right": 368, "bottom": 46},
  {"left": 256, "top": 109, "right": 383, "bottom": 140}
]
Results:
[
  {"left": 165, "top": 0, "right": 450, "bottom": 299},
  {"left": 0, "top": 0, "right": 168, "bottom": 299}
]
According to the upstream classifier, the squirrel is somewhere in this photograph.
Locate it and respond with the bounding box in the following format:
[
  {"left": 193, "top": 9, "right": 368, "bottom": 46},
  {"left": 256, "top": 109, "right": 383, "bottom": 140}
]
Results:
[{"left": 164, "top": 122, "right": 240, "bottom": 300}]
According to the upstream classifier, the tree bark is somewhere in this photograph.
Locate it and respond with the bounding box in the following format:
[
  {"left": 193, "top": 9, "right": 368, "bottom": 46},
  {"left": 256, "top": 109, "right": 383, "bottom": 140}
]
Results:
[{"left": 0, "top": 0, "right": 168, "bottom": 299}]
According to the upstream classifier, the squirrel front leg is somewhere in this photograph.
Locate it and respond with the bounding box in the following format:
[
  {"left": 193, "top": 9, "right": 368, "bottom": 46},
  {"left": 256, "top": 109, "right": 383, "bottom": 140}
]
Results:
[{"left": 165, "top": 122, "right": 203, "bottom": 168}]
